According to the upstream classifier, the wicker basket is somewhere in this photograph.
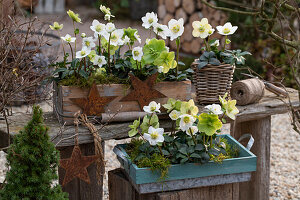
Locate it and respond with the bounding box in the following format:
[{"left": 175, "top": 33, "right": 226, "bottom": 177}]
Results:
[{"left": 192, "top": 63, "right": 235, "bottom": 104}]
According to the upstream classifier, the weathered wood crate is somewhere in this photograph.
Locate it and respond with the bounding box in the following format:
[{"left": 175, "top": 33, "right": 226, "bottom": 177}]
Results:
[
  {"left": 53, "top": 80, "right": 192, "bottom": 124},
  {"left": 109, "top": 168, "right": 242, "bottom": 200},
  {"left": 113, "top": 134, "right": 256, "bottom": 190}
]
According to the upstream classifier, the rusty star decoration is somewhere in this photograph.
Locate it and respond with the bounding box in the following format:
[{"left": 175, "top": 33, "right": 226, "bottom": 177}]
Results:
[
  {"left": 60, "top": 145, "right": 100, "bottom": 186},
  {"left": 70, "top": 83, "right": 117, "bottom": 116},
  {"left": 120, "top": 73, "right": 166, "bottom": 109}
]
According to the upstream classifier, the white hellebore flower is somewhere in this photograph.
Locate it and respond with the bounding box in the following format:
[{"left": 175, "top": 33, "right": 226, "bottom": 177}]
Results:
[
  {"left": 61, "top": 34, "right": 76, "bottom": 43},
  {"left": 105, "top": 14, "right": 111, "bottom": 21},
  {"left": 210, "top": 39, "right": 220, "bottom": 47},
  {"left": 186, "top": 126, "right": 198, "bottom": 136},
  {"left": 110, "top": 29, "right": 124, "bottom": 46},
  {"left": 168, "top": 18, "right": 184, "bottom": 41},
  {"left": 100, "top": 5, "right": 111, "bottom": 15},
  {"left": 82, "top": 37, "right": 96, "bottom": 49},
  {"left": 134, "top": 31, "right": 141, "bottom": 43},
  {"left": 81, "top": 33, "right": 86, "bottom": 38},
  {"left": 123, "top": 35, "right": 130, "bottom": 44},
  {"left": 144, "top": 126, "right": 164, "bottom": 146},
  {"left": 205, "top": 104, "right": 223, "bottom": 115},
  {"left": 157, "top": 66, "right": 164, "bottom": 73},
  {"left": 92, "top": 55, "right": 107, "bottom": 67},
  {"left": 216, "top": 22, "right": 238, "bottom": 35},
  {"left": 145, "top": 38, "right": 151, "bottom": 44},
  {"left": 143, "top": 101, "right": 161, "bottom": 113},
  {"left": 208, "top": 28, "right": 215, "bottom": 36},
  {"left": 76, "top": 46, "right": 91, "bottom": 59},
  {"left": 192, "top": 18, "right": 212, "bottom": 39},
  {"left": 169, "top": 110, "right": 180, "bottom": 120},
  {"left": 142, "top": 12, "right": 158, "bottom": 29},
  {"left": 90, "top": 20, "right": 108, "bottom": 38},
  {"left": 132, "top": 46, "right": 143, "bottom": 62},
  {"left": 153, "top": 23, "right": 170, "bottom": 39},
  {"left": 106, "top": 23, "right": 116, "bottom": 33},
  {"left": 179, "top": 114, "right": 196, "bottom": 131}
]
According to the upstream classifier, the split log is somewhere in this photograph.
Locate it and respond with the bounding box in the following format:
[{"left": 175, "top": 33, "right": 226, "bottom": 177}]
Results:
[
  {"left": 182, "top": 0, "right": 195, "bottom": 14},
  {"left": 182, "top": 23, "right": 193, "bottom": 42},
  {"left": 175, "top": 8, "right": 188, "bottom": 23},
  {"left": 165, "top": 0, "right": 176, "bottom": 13},
  {"left": 191, "top": 39, "right": 201, "bottom": 54},
  {"left": 158, "top": 5, "right": 167, "bottom": 19},
  {"left": 170, "top": 40, "right": 178, "bottom": 50},
  {"left": 174, "top": 0, "right": 181, "bottom": 7},
  {"left": 182, "top": 41, "right": 192, "bottom": 52},
  {"left": 196, "top": 0, "right": 203, "bottom": 9},
  {"left": 189, "top": 12, "right": 203, "bottom": 24},
  {"left": 158, "top": 0, "right": 165, "bottom": 6},
  {"left": 163, "top": 13, "right": 173, "bottom": 25}
]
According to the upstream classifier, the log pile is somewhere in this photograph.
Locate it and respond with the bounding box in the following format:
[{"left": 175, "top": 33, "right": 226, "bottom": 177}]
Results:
[{"left": 158, "top": 0, "right": 227, "bottom": 55}]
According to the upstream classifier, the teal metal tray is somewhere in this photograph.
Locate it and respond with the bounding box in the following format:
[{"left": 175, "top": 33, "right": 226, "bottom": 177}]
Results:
[{"left": 113, "top": 134, "right": 257, "bottom": 186}]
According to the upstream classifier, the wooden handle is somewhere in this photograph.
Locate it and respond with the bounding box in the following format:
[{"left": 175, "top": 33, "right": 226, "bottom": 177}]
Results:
[{"left": 264, "top": 82, "right": 288, "bottom": 97}]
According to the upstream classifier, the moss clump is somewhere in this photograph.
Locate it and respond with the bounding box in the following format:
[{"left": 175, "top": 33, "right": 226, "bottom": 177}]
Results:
[
  {"left": 126, "top": 139, "right": 171, "bottom": 182},
  {"left": 58, "top": 73, "right": 129, "bottom": 87}
]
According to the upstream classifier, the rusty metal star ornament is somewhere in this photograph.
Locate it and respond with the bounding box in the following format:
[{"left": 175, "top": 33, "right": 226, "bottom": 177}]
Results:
[
  {"left": 60, "top": 145, "right": 100, "bottom": 186},
  {"left": 70, "top": 83, "right": 117, "bottom": 116},
  {"left": 120, "top": 73, "right": 166, "bottom": 109}
]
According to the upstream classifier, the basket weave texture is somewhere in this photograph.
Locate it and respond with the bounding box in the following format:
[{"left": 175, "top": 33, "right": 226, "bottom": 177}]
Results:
[{"left": 192, "top": 63, "right": 235, "bottom": 104}]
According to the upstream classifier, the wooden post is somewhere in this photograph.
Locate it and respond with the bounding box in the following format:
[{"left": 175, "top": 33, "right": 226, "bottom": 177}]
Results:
[
  {"left": 230, "top": 116, "right": 271, "bottom": 200},
  {"left": 58, "top": 142, "right": 105, "bottom": 200}
]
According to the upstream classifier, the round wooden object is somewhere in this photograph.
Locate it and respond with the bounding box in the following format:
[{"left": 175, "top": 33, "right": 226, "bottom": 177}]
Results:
[
  {"left": 182, "top": 0, "right": 195, "bottom": 14},
  {"left": 158, "top": 5, "right": 167, "bottom": 19},
  {"left": 175, "top": 8, "right": 188, "bottom": 23},
  {"left": 163, "top": 14, "right": 173, "bottom": 25},
  {"left": 230, "top": 79, "right": 265, "bottom": 106},
  {"left": 174, "top": 0, "right": 181, "bottom": 7},
  {"left": 165, "top": 0, "right": 176, "bottom": 13},
  {"left": 182, "top": 23, "right": 193, "bottom": 42},
  {"left": 190, "top": 12, "right": 203, "bottom": 24},
  {"left": 191, "top": 39, "right": 201, "bottom": 54}
]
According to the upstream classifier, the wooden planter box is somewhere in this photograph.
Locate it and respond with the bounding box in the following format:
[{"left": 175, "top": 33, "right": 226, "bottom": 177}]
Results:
[
  {"left": 53, "top": 80, "right": 192, "bottom": 124},
  {"left": 113, "top": 134, "right": 257, "bottom": 193}
]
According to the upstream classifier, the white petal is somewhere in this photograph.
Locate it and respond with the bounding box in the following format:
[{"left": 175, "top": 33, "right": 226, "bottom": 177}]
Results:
[{"left": 157, "top": 135, "right": 164, "bottom": 143}]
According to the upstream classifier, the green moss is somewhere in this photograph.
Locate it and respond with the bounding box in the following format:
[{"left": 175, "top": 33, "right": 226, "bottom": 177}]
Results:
[
  {"left": 210, "top": 138, "right": 239, "bottom": 163},
  {"left": 126, "top": 139, "right": 171, "bottom": 182},
  {"left": 58, "top": 73, "right": 129, "bottom": 87}
]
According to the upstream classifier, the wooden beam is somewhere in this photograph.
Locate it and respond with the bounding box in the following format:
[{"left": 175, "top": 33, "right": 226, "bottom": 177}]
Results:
[{"left": 230, "top": 116, "right": 271, "bottom": 200}]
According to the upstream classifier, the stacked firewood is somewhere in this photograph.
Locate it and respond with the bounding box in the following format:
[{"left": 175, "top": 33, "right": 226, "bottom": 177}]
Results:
[{"left": 158, "top": 0, "right": 227, "bottom": 54}]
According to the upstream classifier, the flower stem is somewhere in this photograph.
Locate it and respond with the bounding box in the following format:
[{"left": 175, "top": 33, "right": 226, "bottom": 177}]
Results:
[
  {"left": 68, "top": 43, "right": 74, "bottom": 60},
  {"left": 210, "top": 136, "right": 213, "bottom": 147},
  {"left": 223, "top": 35, "right": 227, "bottom": 51},
  {"left": 203, "top": 134, "right": 205, "bottom": 145},
  {"left": 107, "top": 33, "right": 112, "bottom": 73},
  {"left": 203, "top": 39, "right": 209, "bottom": 51},
  {"left": 176, "top": 37, "right": 180, "bottom": 79},
  {"left": 73, "top": 21, "right": 77, "bottom": 52},
  {"left": 158, "top": 145, "right": 164, "bottom": 156},
  {"left": 84, "top": 57, "right": 87, "bottom": 72},
  {"left": 189, "top": 128, "right": 197, "bottom": 145},
  {"left": 98, "top": 35, "right": 102, "bottom": 55}
]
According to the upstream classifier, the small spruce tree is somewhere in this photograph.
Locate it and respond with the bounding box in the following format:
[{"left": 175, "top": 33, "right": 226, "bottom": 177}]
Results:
[{"left": 0, "top": 106, "right": 68, "bottom": 200}]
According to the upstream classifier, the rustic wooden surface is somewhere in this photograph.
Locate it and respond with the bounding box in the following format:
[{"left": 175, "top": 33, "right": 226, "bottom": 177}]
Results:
[
  {"left": 231, "top": 116, "right": 271, "bottom": 200},
  {"left": 56, "top": 80, "right": 192, "bottom": 124},
  {"left": 109, "top": 168, "right": 240, "bottom": 200},
  {"left": 58, "top": 142, "right": 104, "bottom": 200},
  {"left": 0, "top": 88, "right": 298, "bottom": 147}
]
